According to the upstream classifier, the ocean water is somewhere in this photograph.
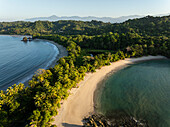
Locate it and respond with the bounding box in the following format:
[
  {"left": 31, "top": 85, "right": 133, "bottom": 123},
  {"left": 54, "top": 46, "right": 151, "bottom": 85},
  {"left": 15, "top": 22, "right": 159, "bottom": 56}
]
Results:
[
  {"left": 96, "top": 60, "right": 170, "bottom": 127},
  {"left": 0, "top": 35, "right": 59, "bottom": 90}
]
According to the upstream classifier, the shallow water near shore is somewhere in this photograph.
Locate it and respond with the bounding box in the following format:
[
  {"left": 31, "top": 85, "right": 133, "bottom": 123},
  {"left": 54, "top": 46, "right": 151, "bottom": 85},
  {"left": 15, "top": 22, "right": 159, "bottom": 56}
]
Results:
[
  {"left": 95, "top": 59, "right": 170, "bottom": 127},
  {"left": 0, "top": 35, "right": 59, "bottom": 90}
]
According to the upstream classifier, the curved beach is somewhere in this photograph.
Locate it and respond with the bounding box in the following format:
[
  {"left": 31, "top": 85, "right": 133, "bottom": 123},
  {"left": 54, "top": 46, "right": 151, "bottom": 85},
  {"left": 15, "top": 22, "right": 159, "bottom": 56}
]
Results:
[
  {"left": 52, "top": 55, "right": 167, "bottom": 127},
  {"left": 38, "top": 39, "right": 68, "bottom": 68},
  {"left": 20, "top": 39, "right": 68, "bottom": 86}
]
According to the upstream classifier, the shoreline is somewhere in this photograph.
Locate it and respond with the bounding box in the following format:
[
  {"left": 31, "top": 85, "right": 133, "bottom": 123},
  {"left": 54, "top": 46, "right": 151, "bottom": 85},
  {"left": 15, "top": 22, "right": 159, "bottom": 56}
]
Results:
[
  {"left": 22, "top": 39, "right": 68, "bottom": 86},
  {"left": 0, "top": 35, "right": 67, "bottom": 68},
  {"left": 0, "top": 35, "right": 67, "bottom": 90},
  {"left": 52, "top": 55, "right": 167, "bottom": 127},
  {"left": 35, "top": 39, "right": 68, "bottom": 68}
]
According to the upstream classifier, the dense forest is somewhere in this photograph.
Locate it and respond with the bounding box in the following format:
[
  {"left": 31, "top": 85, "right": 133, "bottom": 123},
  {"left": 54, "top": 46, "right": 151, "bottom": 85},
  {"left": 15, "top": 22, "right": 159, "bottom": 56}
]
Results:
[
  {"left": 0, "top": 20, "right": 109, "bottom": 35},
  {"left": 0, "top": 15, "right": 170, "bottom": 127},
  {"left": 0, "top": 15, "right": 169, "bottom": 36}
]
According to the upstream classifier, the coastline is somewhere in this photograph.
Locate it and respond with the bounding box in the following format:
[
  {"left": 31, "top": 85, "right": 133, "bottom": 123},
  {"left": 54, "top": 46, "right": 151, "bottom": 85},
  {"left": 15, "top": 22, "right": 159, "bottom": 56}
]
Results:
[
  {"left": 35, "top": 39, "right": 68, "bottom": 68},
  {"left": 52, "top": 55, "right": 167, "bottom": 127},
  {"left": 19, "top": 38, "right": 68, "bottom": 86},
  {"left": 0, "top": 35, "right": 67, "bottom": 68},
  {"left": 0, "top": 35, "right": 68, "bottom": 90},
  {"left": 47, "top": 40, "right": 68, "bottom": 68}
]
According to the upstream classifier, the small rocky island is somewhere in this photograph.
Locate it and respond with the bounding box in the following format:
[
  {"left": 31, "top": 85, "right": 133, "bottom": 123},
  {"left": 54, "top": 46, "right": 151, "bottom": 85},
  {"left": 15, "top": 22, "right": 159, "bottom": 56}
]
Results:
[{"left": 22, "top": 37, "right": 32, "bottom": 42}]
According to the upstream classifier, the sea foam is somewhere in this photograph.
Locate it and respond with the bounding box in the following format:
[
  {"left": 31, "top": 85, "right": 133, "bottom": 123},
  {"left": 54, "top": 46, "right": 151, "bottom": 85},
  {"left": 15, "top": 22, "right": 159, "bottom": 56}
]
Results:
[{"left": 16, "top": 41, "right": 59, "bottom": 85}]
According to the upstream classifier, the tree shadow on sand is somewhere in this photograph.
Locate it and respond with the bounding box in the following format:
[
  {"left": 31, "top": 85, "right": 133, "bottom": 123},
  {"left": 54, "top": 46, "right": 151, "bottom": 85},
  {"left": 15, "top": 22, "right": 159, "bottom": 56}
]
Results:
[{"left": 62, "top": 123, "right": 82, "bottom": 127}]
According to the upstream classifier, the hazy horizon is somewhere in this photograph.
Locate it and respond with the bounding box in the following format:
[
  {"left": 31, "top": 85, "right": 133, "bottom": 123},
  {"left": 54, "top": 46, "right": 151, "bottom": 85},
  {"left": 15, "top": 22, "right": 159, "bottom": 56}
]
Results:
[
  {"left": 1, "top": 13, "right": 170, "bottom": 22},
  {"left": 0, "top": 0, "right": 170, "bottom": 21}
]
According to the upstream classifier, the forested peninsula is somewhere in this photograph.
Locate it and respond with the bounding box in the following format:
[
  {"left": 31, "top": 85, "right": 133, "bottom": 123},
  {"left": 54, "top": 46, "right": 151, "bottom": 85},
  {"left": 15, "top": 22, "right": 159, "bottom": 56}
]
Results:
[{"left": 0, "top": 15, "right": 170, "bottom": 127}]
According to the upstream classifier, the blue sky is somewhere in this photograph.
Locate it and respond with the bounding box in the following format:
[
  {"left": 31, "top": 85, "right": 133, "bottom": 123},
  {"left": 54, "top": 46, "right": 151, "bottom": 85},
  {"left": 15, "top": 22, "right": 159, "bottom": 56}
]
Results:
[{"left": 0, "top": 0, "right": 170, "bottom": 21}]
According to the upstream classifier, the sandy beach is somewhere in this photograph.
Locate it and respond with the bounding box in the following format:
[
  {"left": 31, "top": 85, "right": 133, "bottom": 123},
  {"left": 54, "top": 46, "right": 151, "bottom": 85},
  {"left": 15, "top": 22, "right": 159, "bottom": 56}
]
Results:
[
  {"left": 39, "top": 39, "right": 68, "bottom": 68},
  {"left": 52, "top": 55, "right": 167, "bottom": 127}
]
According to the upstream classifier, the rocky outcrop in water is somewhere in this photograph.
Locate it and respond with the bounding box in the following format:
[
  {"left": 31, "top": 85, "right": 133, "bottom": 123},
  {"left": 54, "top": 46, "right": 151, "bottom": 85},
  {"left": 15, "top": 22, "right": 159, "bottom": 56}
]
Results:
[
  {"left": 22, "top": 37, "right": 32, "bottom": 42},
  {"left": 83, "top": 114, "right": 149, "bottom": 127}
]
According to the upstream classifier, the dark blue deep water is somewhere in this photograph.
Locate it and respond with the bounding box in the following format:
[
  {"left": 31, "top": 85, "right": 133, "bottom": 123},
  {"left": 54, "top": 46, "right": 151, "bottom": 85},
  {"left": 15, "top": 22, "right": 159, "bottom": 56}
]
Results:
[
  {"left": 96, "top": 60, "right": 170, "bottom": 127},
  {"left": 0, "top": 35, "right": 59, "bottom": 90}
]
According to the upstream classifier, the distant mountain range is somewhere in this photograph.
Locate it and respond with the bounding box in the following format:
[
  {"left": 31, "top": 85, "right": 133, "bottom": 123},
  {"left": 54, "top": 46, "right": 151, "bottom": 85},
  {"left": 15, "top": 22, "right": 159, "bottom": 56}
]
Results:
[
  {"left": 0, "top": 13, "right": 169, "bottom": 22},
  {"left": 25, "top": 13, "right": 170, "bottom": 23},
  {"left": 25, "top": 15, "right": 144, "bottom": 23}
]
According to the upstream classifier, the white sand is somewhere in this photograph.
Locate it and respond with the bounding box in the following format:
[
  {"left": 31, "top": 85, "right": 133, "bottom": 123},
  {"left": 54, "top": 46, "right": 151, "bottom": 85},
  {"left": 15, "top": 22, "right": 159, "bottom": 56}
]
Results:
[{"left": 52, "top": 55, "right": 167, "bottom": 127}]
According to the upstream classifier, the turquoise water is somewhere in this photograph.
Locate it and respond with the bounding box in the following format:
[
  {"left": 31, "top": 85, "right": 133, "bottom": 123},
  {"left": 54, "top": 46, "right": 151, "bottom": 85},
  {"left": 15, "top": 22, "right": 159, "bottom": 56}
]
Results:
[
  {"left": 0, "top": 35, "right": 59, "bottom": 90},
  {"left": 96, "top": 60, "right": 170, "bottom": 127}
]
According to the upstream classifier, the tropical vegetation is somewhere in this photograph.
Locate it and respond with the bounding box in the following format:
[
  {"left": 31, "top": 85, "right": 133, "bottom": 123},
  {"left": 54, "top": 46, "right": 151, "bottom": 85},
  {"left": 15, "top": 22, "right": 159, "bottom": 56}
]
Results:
[{"left": 0, "top": 15, "right": 169, "bottom": 127}]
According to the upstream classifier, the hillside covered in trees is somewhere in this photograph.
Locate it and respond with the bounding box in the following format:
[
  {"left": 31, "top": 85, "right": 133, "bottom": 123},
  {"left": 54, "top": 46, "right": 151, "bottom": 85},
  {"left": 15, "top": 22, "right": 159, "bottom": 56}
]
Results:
[
  {"left": 0, "top": 15, "right": 169, "bottom": 37},
  {"left": 0, "top": 15, "right": 170, "bottom": 127}
]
